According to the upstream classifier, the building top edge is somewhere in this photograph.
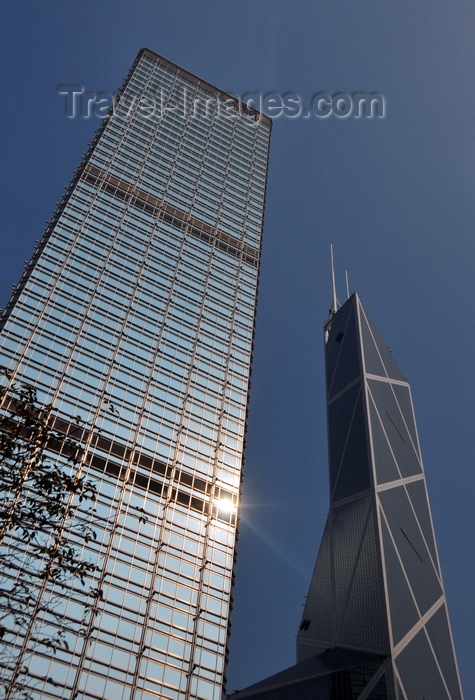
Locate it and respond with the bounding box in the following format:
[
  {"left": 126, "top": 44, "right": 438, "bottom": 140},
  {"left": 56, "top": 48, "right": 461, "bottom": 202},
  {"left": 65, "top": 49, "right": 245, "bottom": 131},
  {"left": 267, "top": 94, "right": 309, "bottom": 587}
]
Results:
[{"left": 137, "top": 47, "right": 273, "bottom": 127}]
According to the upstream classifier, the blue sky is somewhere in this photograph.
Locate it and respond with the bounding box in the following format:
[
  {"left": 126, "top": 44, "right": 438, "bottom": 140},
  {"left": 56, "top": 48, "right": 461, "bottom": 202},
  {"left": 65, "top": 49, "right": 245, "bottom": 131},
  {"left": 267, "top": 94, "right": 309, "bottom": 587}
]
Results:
[{"left": 1, "top": 2, "right": 474, "bottom": 695}]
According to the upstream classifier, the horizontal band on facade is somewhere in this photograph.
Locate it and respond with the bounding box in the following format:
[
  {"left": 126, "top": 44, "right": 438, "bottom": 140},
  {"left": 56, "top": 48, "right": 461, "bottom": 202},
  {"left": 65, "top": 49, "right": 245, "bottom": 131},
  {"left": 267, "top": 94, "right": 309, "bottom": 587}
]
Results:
[
  {"left": 82, "top": 165, "right": 259, "bottom": 268},
  {"left": 2, "top": 396, "right": 237, "bottom": 524}
]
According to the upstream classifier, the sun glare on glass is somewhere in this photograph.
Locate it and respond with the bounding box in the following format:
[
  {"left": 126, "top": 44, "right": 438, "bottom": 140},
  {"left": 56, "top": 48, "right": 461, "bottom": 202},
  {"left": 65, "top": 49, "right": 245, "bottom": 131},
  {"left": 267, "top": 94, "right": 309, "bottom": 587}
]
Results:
[{"left": 214, "top": 498, "right": 237, "bottom": 514}]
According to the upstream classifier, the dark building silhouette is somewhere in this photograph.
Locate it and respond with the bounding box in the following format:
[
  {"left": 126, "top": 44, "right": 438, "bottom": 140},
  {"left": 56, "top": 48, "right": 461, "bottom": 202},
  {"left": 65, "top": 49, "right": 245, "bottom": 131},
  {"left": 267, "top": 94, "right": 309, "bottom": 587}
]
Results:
[{"left": 230, "top": 292, "right": 463, "bottom": 700}]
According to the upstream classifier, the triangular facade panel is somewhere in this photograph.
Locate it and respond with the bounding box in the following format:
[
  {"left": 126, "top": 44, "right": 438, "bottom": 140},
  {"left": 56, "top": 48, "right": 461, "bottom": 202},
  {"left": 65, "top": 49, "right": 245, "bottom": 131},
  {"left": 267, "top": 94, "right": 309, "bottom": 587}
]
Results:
[
  {"left": 395, "top": 627, "right": 452, "bottom": 699},
  {"left": 380, "top": 517, "right": 421, "bottom": 646},
  {"left": 297, "top": 520, "right": 332, "bottom": 656},
  {"left": 359, "top": 307, "right": 389, "bottom": 379},
  {"left": 391, "top": 383, "right": 419, "bottom": 451},
  {"left": 335, "top": 506, "right": 388, "bottom": 653},
  {"left": 425, "top": 605, "right": 464, "bottom": 700},
  {"left": 334, "top": 500, "right": 387, "bottom": 652},
  {"left": 368, "top": 396, "right": 402, "bottom": 484},
  {"left": 379, "top": 486, "right": 443, "bottom": 617},
  {"left": 358, "top": 301, "right": 406, "bottom": 382},
  {"left": 328, "top": 384, "right": 372, "bottom": 501},
  {"left": 367, "top": 379, "right": 422, "bottom": 479},
  {"left": 325, "top": 296, "right": 354, "bottom": 394},
  {"left": 405, "top": 478, "right": 439, "bottom": 566},
  {"left": 327, "top": 381, "right": 362, "bottom": 495},
  {"left": 326, "top": 295, "right": 362, "bottom": 400}
]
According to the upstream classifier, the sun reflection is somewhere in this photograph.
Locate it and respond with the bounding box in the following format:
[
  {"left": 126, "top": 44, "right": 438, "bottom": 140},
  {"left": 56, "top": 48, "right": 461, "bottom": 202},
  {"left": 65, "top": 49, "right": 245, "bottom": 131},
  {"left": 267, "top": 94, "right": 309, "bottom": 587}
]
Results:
[{"left": 214, "top": 498, "right": 237, "bottom": 514}]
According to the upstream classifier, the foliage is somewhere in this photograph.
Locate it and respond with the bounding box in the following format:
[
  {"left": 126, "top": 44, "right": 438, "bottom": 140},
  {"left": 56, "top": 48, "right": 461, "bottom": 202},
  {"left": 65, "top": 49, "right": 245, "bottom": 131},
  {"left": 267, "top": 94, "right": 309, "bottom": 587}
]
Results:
[{"left": 0, "top": 371, "right": 98, "bottom": 700}]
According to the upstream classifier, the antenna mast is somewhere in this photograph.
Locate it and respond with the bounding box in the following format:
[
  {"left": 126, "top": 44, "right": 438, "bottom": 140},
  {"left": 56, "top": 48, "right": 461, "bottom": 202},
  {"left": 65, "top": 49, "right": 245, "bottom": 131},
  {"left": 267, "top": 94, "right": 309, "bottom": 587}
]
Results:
[{"left": 330, "top": 244, "right": 338, "bottom": 314}]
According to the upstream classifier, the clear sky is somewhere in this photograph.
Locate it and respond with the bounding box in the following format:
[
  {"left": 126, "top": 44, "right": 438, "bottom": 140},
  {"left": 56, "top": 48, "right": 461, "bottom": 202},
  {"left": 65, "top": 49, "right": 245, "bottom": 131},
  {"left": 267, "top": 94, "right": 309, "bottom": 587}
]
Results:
[{"left": 1, "top": 2, "right": 474, "bottom": 696}]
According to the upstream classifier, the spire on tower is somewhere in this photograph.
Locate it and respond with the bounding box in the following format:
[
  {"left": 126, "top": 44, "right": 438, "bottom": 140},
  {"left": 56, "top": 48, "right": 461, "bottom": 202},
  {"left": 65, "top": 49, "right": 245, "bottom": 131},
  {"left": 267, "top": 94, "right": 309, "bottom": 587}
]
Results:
[{"left": 330, "top": 244, "right": 339, "bottom": 315}]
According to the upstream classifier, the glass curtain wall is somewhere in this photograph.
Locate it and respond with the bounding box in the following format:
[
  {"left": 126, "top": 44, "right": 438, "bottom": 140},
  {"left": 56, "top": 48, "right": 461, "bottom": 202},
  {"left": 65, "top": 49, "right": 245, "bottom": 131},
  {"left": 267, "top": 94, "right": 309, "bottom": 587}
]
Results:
[{"left": 0, "top": 49, "right": 271, "bottom": 700}]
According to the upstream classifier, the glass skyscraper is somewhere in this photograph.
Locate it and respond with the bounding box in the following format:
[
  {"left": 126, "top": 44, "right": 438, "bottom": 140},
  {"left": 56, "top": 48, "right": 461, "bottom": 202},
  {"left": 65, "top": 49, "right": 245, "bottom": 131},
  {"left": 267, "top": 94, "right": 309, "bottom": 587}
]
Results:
[
  {"left": 230, "top": 293, "right": 464, "bottom": 699},
  {"left": 0, "top": 49, "right": 271, "bottom": 700}
]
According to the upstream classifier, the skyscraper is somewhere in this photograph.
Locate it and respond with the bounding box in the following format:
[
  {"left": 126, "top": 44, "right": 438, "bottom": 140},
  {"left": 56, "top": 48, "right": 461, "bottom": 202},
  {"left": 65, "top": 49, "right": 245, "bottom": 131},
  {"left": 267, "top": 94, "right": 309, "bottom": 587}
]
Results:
[
  {"left": 229, "top": 292, "right": 463, "bottom": 699},
  {"left": 0, "top": 48, "right": 271, "bottom": 700}
]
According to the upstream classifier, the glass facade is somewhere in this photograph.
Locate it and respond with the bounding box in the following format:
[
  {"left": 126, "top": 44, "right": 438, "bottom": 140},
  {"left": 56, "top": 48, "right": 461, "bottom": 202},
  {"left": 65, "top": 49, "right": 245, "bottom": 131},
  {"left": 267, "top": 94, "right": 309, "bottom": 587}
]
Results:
[{"left": 0, "top": 49, "right": 271, "bottom": 700}]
